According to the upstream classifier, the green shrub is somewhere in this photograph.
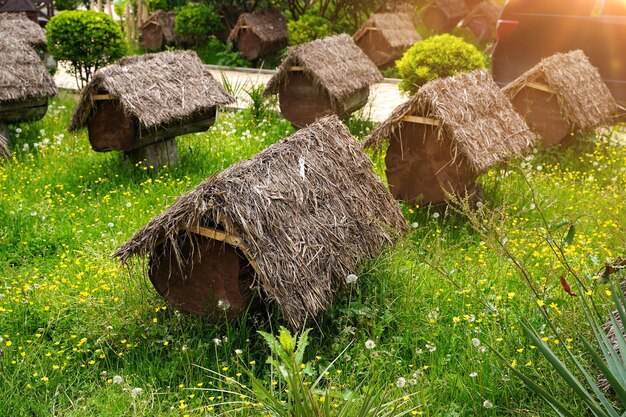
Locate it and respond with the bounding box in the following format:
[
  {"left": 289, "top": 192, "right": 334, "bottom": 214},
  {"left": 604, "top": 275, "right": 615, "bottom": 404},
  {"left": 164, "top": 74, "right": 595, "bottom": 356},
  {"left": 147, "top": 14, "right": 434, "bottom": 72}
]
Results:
[
  {"left": 396, "top": 34, "right": 486, "bottom": 95},
  {"left": 196, "top": 38, "right": 251, "bottom": 68},
  {"left": 287, "top": 12, "right": 333, "bottom": 46},
  {"left": 54, "top": 0, "right": 83, "bottom": 11},
  {"left": 46, "top": 10, "right": 126, "bottom": 87},
  {"left": 174, "top": 3, "right": 222, "bottom": 46}
]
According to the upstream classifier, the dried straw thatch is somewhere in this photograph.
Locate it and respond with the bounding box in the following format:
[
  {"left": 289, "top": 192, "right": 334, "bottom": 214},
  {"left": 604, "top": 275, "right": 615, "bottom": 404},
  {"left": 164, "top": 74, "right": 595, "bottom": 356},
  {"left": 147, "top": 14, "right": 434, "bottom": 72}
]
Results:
[
  {"left": 364, "top": 70, "right": 535, "bottom": 174},
  {"left": 0, "top": 12, "right": 45, "bottom": 47},
  {"left": 353, "top": 12, "right": 421, "bottom": 52},
  {"left": 114, "top": 116, "right": 407, "bottom": 327},
  {"left": 227, "top": 9, "right": 288, "bottom": 50},
  {"left": 264, "top": 34, "right": 383, "bottom": 111},
  {"left": 70, "top": 50, "right": 234, "bottom": 131},
  {"left": 503, "top": 50, "right": 618, "bottom": 131},
  {"left": 427, "top": 0, "right": 469, "bottom": 20},
  {"left": 0, "top": 0, "right": 37, "bottom": 13},
  {"left": 140, "top": 10, "right": 177, "bottom": 44},
  {"left": 458, "top": 1, "right": 500, "bottom": 42},
  {"left": 0, "top": 37, "right": 56, "bottom": 104}
]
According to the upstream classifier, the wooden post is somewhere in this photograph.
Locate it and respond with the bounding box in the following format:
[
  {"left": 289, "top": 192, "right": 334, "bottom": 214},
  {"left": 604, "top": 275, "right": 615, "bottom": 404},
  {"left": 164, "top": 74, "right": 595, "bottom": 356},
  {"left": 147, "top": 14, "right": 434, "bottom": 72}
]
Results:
[{"left": 126, "top": 137, "right": 179, "bottom": 168}]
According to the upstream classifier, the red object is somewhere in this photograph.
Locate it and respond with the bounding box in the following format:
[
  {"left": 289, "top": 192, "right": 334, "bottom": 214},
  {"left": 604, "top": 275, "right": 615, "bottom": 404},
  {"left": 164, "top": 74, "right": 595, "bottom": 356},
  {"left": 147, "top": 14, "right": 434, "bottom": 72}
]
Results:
[
  {"left": 495, "top": 19, "right": 519, "bottom": 41},
  {"left": 560, "top": 275, "right": 577, "bottom": 297}
]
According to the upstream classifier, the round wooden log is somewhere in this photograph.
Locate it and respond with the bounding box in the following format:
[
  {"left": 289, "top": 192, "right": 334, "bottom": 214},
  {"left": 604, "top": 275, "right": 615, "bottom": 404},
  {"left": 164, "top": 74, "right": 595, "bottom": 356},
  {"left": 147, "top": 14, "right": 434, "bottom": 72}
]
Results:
[
  {"left": 87, "top": 100, "right": 135, "bottom": 152},
  {"left": 149, "top": 235, "right": 255, "bottom": 320},
  {"left": 509, "top": 86, "right": 571, "bottom": 147},
  {"left": 236, "top": 29, "right": 262, "bottom": 61},
  {"left": 278, "top": 72, "right": 335, "bottom": 128},
  {"left": 355, "top": 30, "right": 396, "bottom": 68},
  {"left": 141, "top": 23, "right": 164, "bottom": 50},
  {"left": 126, "top": 137, "right": 179, "bottom": 168},
  {"left": 385, "top": 121, "right": 478, "bottom": 205}
]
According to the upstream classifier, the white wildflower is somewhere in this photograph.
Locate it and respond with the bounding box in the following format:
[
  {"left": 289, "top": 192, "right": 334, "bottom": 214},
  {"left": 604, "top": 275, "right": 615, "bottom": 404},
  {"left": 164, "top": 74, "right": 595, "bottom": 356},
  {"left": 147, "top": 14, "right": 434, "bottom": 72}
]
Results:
[
  {"left": 396, "top": 377, "right": 406, "bottom": 388},
  {"left": 483, "top": 400, "right": 493, "bottom": 409},
  {"left": 470, "top": 372, "right": 478, "bottom": 378},
  {"left": 345, "top": 274, "right": 358, "bottom": 284},
  {"left": 217, "top": 299, "right": 230, "bottom": 311},
  {"left": 365, "top": 340, "right": 376, "bottom": 349},
  {"left": 212, "top": 338, "right": 222, "bottom": 347},
  {"left": 131, "top": 387, "right": 143, "bottom": 398},
  {"left": 112, "top": 375, "right": 123, "bottom": 384},
  {"left": 471, "top": 338, "right": 481, "bottom": 347}
]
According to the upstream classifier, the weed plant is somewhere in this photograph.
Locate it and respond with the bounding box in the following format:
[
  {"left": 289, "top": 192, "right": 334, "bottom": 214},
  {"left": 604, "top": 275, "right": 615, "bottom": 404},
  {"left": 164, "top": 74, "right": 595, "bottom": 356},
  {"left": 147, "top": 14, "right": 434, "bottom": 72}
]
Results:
[{"left": 1, "top": 94, "right": 625, "bottom": 416}]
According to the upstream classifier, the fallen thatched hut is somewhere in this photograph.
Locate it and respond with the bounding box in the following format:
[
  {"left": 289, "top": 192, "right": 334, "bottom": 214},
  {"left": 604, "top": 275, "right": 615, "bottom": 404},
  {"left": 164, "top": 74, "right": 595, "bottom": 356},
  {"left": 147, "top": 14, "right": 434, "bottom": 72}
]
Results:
[
  {"left": 227, "top": 9, "right": 288, "bottom": 61},
  {"left": 0, "top": 0, "right": 38, "bottom": 23},
  {"left": 458, "top": 1, "right": 500, "bottom": 43},
  {"left": 264, "top": 34, "right": 383, "bottom": 128},
  {"left": 114, "top": 116, "right": 407, "bottom": 327},
  {"left": 363, "top": 70, "right": 535, "bottom": 205},
  {"left": 422, "top": 0, "right": 470, "bottom": 33},
  {"left": 69, "top": 50, "right": 234, "bottom": 167},
  {"left": 503, "top": 50, "right": 618, "bottom": 147},
  {"left": 139, "top": 10, "right": 176, "bottom": 51},
  {"left": 353, "top": 13, "right": 421, "bottom": 68},
  {"left": 0, "top": 36, "right": 56, "bottom": 124},
  {"left": 0, "top": 12, "right": 45, "bottom": 48}
]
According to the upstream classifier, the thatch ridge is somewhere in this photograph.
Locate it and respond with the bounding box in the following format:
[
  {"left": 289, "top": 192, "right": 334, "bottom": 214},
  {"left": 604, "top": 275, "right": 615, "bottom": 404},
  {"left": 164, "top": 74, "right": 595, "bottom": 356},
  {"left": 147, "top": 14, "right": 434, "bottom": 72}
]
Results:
[
  {"left": 227, "top": 9, "right": 288, "bottom": 45},
  {"left": 141, "top": 10, "right": 177, "bottom": 44},
  {"left": 363, "top": 70, "right": 536, "bottom": 174},
  {"left": 503, "top": 50, "right": 618, "bottom": 130},
  {"left": 0, "top": 13, "right": 45, "bottom": 47},
  {"left": 264, "top": 34, "right": 383, "bottom": 110},
  {"left": 428, "top": 0, "right": 470, "bottom": 19},
  {"left": 0, "top": 37, "right": 56, "bottom": 103},
  {"left": 114, "top": 116, "right": 407, "bottom": 327},
  {"left": 70, "top": 50, "right": 235, "bottom": 131},
  {"left": 353, "top": 12, "right": 421, "bottom": 50}
]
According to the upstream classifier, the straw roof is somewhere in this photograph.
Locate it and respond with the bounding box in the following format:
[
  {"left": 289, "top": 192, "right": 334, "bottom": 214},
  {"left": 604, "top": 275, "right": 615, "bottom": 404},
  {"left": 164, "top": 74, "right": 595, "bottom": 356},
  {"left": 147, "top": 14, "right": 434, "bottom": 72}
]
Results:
[
  {"left": 114, "top": 116, "right": 407, "bottom": 327},
  {"left": 363, "top": 70, "right": 535, "bottom": 174},
  {"left": 428, "top": 0, "right": 470, "bottom": 19},
  {"left": 264, "top": 34, "right": 383, "bottom": 110},
  {"left": 0, "top": 13, "right": 45, "bottom": 47},
  {"left": 70, "top": 50, "right": 234, "bottom": 131},
  {"left": 0, "top": 37, "right": 56, "bottom": 103},
  {"left": 459, "top": 2, "right": 500, "bottom": 35},
  {"left": 141, "top": 10, "right": 177, "bottom": 44},
  {"left": 0, "top": 0, "right": 37, "bottom": 13},
  {"left": 353, "top": 13, "right": 421, "bottom": 50},
  {"left": 227, "top": 9, "right": 287, "bottom": 45},
  {"left": 503, "top": 50, "right": 618, "bottom": 130}
]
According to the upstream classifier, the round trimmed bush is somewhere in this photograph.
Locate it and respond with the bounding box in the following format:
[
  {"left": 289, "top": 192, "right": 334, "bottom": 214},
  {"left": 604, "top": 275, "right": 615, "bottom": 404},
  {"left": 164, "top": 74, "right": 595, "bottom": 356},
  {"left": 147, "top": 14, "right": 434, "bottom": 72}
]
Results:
[
  {"left": 175, "top": 3, "right": 222, "bottom": 46},
  {"left": 396, "top": 34, "right": 486, "bottom": 95},
  {"left": 46, "top": 10, "right": 126, "bottom": 86}
]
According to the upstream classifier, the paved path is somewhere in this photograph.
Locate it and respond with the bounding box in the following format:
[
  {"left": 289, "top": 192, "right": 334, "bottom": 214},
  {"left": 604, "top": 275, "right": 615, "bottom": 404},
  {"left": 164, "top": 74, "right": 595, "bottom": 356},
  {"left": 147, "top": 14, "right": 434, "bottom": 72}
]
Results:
[{"left": 54, "top": 64, "right": 408, "bottom": 123}]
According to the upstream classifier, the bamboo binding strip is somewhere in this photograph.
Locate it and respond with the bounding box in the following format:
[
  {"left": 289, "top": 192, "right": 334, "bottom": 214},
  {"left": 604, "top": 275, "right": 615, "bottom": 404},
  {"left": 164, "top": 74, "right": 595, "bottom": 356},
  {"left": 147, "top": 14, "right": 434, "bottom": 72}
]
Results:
[
  {"left": 182, "top": 226, "right": 260, "bottom": 276},
  {"left": 525, "top": 82, "right": 556, "bottom": 94},
  {"left": 401, "top": 115, "right": 440, "bottom": 126}
]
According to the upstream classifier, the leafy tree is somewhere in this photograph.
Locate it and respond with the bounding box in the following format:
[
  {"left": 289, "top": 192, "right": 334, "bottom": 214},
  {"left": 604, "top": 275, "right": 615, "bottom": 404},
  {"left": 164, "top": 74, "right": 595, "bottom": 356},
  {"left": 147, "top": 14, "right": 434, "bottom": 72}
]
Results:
[
  {"left": 46, "top": 10, "right": 126, "bottom": 88},
  {"left": 174, "top": 3, "right": 223, "bottom": 46}
]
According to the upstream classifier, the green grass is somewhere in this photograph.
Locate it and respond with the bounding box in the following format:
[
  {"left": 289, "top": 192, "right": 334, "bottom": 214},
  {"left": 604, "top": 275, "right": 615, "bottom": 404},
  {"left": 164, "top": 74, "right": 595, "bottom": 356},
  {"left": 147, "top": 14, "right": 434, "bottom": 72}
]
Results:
[{"left": 1, "top": 93, "right": 625, "bottom": 416}]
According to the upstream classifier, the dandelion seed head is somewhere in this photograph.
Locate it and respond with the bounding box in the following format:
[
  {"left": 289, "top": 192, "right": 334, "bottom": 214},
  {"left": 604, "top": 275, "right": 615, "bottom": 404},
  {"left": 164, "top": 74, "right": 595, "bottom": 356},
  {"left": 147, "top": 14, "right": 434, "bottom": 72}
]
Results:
[
  {"left": 345, "top": 274, "right": 358, "bottom": 284},
  {"left": 365, "top": 340, "right": 376, "bottom": 349}
]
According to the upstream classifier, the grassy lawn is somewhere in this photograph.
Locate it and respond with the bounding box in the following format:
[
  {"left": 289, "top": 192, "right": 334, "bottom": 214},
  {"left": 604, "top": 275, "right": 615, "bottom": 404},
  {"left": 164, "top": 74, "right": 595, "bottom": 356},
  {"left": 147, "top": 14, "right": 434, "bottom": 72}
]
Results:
[{"left": 1, "top": 92, "right": 625, "bottom": 416}]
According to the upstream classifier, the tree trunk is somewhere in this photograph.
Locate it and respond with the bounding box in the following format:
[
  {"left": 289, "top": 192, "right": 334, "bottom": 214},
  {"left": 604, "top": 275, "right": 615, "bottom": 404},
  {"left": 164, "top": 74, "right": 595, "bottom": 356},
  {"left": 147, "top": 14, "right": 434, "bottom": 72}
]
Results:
[{"left": 125, "top": 138, "right": 179, "bottom": 168}]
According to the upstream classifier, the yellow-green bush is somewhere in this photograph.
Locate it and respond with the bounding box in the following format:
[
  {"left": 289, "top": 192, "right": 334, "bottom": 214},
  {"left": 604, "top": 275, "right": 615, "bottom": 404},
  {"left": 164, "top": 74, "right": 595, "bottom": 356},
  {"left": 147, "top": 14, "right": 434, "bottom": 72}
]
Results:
[{"left": 396, "top": 34, "right": 486, "bottom": 95}]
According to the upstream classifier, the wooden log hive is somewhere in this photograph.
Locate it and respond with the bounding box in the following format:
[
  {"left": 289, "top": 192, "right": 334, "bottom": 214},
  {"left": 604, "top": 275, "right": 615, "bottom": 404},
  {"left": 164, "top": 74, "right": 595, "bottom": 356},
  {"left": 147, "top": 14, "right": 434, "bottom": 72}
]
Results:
[
  {"left": 69, "top": 50, "right": 234, "bottom": 167},
  {"left": 264, "top": 34, "right": 382, "bottom": 128},
  {"left": 422, "top": 0, "right": 470, "bottom": 33},
  {"left": 114, "top": 116, "right": 407, "bottom": 328},
  {"left": 363, "top": 70, "right": 536, "bottom": 206},
  {"left": 353, "top": 13, "right": 421, "bottom": 68},
  {"left": 503, "top": 50, "right": 618, "bottom": 147},
  {"left": 139, "top": 10, "right": 176, "bottom": 51},
  {"left": 227, "top": 10, "right": 288, "bottom": 61}
]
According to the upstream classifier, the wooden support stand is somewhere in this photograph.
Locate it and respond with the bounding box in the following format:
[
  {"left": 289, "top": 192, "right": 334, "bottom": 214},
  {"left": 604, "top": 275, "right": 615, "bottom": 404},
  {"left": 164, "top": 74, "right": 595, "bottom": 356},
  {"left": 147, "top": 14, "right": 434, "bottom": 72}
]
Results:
[{"left": 126, "top": 137, "right": 179, "bottom": 168}]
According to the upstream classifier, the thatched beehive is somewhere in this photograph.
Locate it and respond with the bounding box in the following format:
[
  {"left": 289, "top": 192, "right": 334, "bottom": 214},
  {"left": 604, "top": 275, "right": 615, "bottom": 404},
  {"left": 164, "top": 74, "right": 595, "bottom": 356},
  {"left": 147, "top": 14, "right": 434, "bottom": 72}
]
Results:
[
  {"left": 503, "top": 50, "right": 618, "bottom": 147},
  {"left": 0, "top": 12, "right": 45, "bottom": 48},
  {"left": 114, "top": 116, "right": 407, "bottom": 327},
  {"left": 353, "top": 13, "right": 421, "bottom": 68},
  {"left": 0, "top": 132, "right": 8, "bottom": 158},
  {"left": 458, "top": 1, "right": 500, "bottom": 43},
  {"left": 422, "top": 0, "right": 470, "bottom": 33},
  {"left": 0, "top": 36, "right": 56, "bottom": 123},
  {"left": 264, "top": 34, "right": 383, "bottom": 128},
  {"left": 140, "top": 10, "right": 176, "bottom": 51},
  {"left": 227, "top": 9, "right": 288, "bottom": 61},
  {"left": 69, "top": 50, "right": 234, "bottom": 167},
  {"left": 363, "top": 70, "right": 535, "bottom": 205}
]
